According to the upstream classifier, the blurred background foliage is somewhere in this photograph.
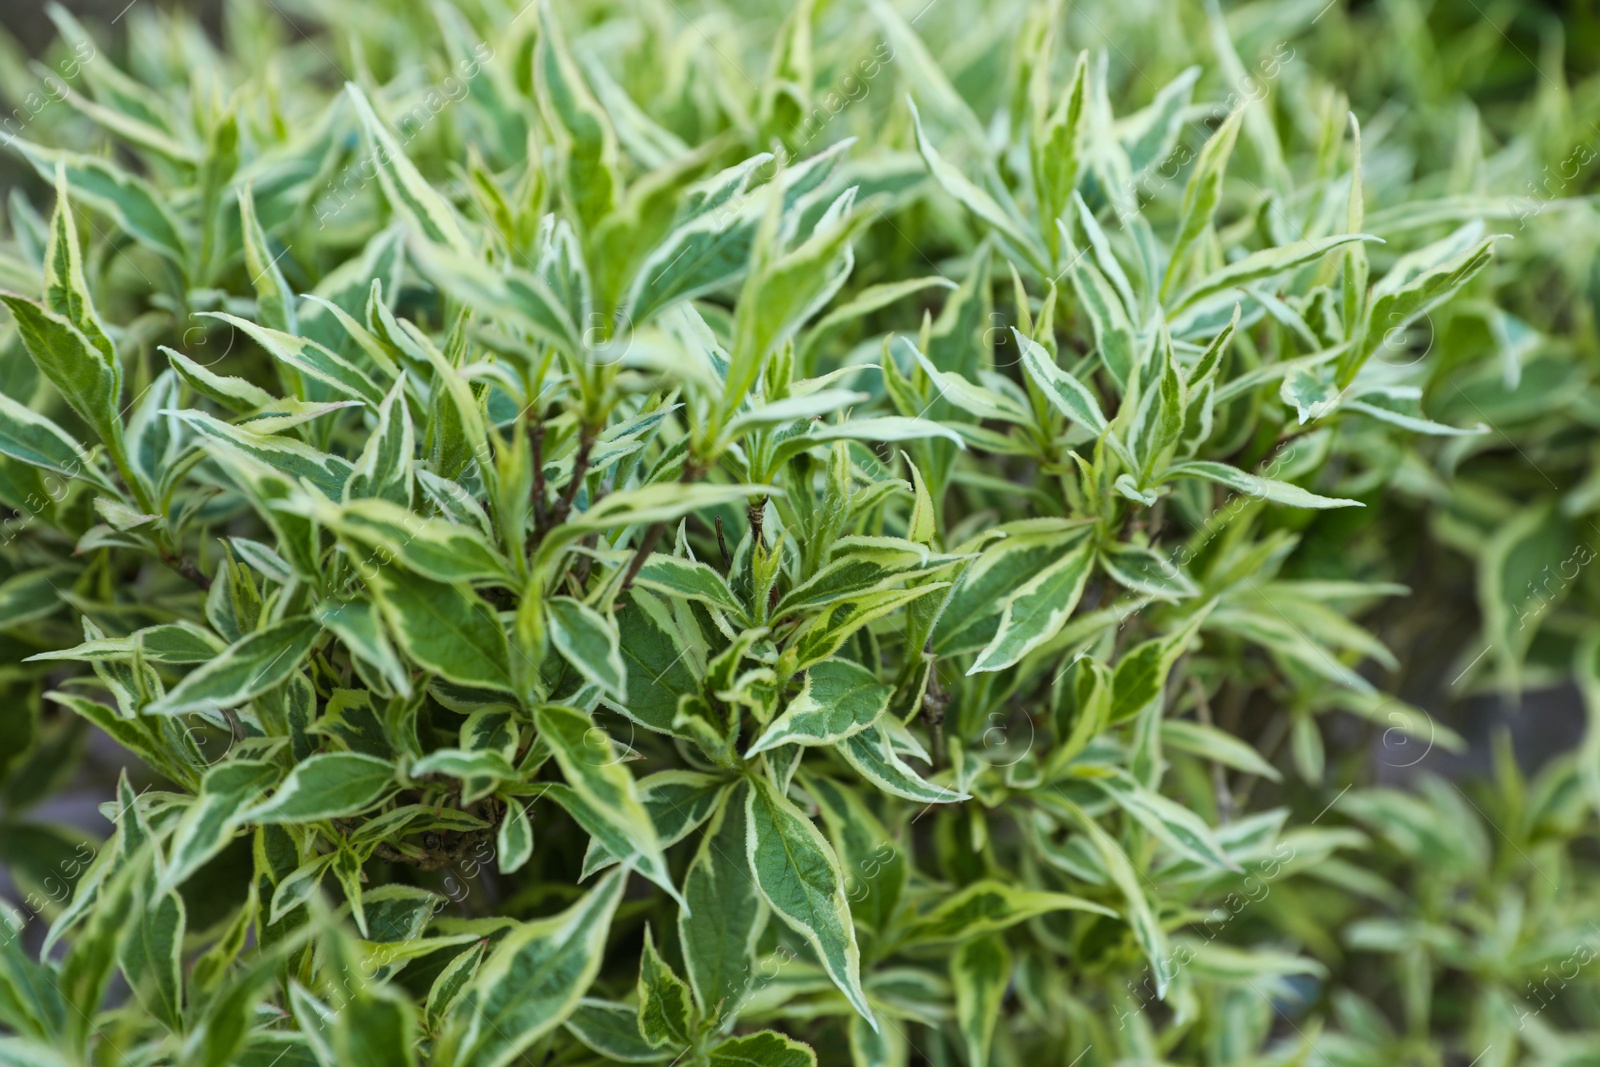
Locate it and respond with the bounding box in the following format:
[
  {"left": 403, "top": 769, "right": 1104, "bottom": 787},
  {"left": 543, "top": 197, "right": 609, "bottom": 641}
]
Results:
[{"left": 2, "top": 0, "right": 1600, "bottom": 1064}]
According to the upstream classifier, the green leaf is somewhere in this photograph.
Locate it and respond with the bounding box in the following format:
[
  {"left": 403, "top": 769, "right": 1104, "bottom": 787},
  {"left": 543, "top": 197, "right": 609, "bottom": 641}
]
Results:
[
  {"left": 566, "top": 999, "right": 671, "bottom": 1063},
  {"left": 169, "top": 409, "right": 352, "bottom": 500},
  {"left": 951, "top": 937, "right": 1010, "bottom": 1067},
  {"left": 1063, "top": 252, "right": 1138, "bottom": 388},
  {"left": 1161, "top": 108, "right": 1243, "bottom": 300},
  {"left": 364, "top": 570, "right": 514, "bottom": 694},
  {"left": 582, "top": 773, "right": 727, "bottom": 878},
  {"left": 146, "top": 617, "right": 321, "bottom": 716},
  {"left": 679, "top": 783, "right": 764, "bottom": 1025},
  {"left": 1279, "top": 366, "right": 1340, "bottom": 425},
  {"left": 632, "top": 555, "right": 746, "bottom": 619},
  {"left": 244, "top": 753, "right": 396, "bottom": 824},
  {"left": 269, "top": 854, "right": 333, "bottom": 924},
  {"left": 747, "top": 659, "right": 891, "bottom": 755},
  {"left": 162, "top": 346, "right": 276, "bottom": 414},
  {"left": 1129, "top": 326, "right": 1185, "bottom": 475},
  {"left": 438, "top": 869, "right": 626, "bottom": 1067},
  {"left": 1016, "top": 329, "right": 1107, "bottom": 434},
  {"left": 798, "top": 276, "right": 956, "bottom": 370},
  {"left": 238, "top": 184, "right": 297, "bottom": 334},
  {"left": 546, "top": 598, "right": 627, "bottom": 701},
  {"left": 497, "top": 799, "right": 534, "bottom": 876},
  {"left": 1099, "top": 542, "right": 1197, "bottom": 600},
  {"left": 969, "top": 539, "right": 1094, "bottom": 673},
  {"left": 837, "top": 724, "right": 969, "bottom": 804},
  {"left": 543, "top": 484, "right": 775, "bottom": 557},
  {"left": 333, "top": 986, "right": 420, "bottom": 1067},
  {"left": 907, "top": 456, "right": 937, "bottom": 545},
  {"left": 345, "top": 85, "right": 470, "bottom": 254},
  {"left": 27, "top": 622, "right": 224, "bottom": 666},
  {"left": 346, "top": 378, "right": 415, "bottom": 506},
  {"left": 0, "top": 392, "right": 105, "bottom": 487},
  {"left": 707, "top": 1031, "right": 818, "bottom": 1067},
  {"left": 536, "top": 705, "right": 676, "bottom": 903},
  {"left": 315, "top": 598, "right": 413, "bottom": 698},
  {"left": 1110, "top": 607, "right": 1211, "bottom": 724},
  {"left": 409, "top": 749, "right": 517, "bottom": 783},
  {"left": 44, "top": 164, "right": 112, "bottom": 360},
  {"left": 1060, "top": 800, "right": 1174, "bottom": 998},
  {"left": 1342, "top": 394, "right": 1485, "bottom": 436},
  {"left": 1033, "top": 52, "right": 1089, "bottom": 257},
  {"left": 10, "top": 139, "right": 185, "bottom": 266},
  {"left": 725, "top": 190, "right": 864, "bottom": 418},
  {"left": 866, "top": 0, "right": 987, "bottom": 148},
  {"left": 1478, "top": 502, "right": 1572, "bottom": 693},
  {"left": 900, "top": 880, "right": 1114, "bottom": 944},
  {"left": 623, "top": 154, "right": 801, "bottom": 323},
  {"left": 1346, "top": 232, "right": 1504, "bottom": 384},
  {"left": 933, "top": 522, "right": 1088, "bottom": 655},
  {"left": 805, "top": 774, "right": 906, "bottom": 934},
  {"left": 410, "top": 239, "right": 583, "bottom": 358},
  {"left": 908, "top": 341, "right": 1030, "bottom": 424},
  {"left": 161, "top": 760, "right": 279, "bottom": 891},
  {"left": 1091, "top": 770, "right": 1241, "bottom": 871},
  {"left": 0, "top": 293, "right": 122, "bottom": 455},
  {"left": 769, "top": 416, "right": 965, "bottom": 468},
  {"left": 425, "top": 944, "right": 486, "bottom": 1035},
  {"left": 319, "top": 498, "right": 510, "bottom": 584},
  {"left": 1161, "top": 720, "right": 1282, "bottom": 782},
  {"left": 909, "top": 100, "right": 1045, "bottom": 274},
  {"left": 792, "top": 583, "right": 949, "bottom": 670},
  {"left": 637, "top": 928, "right": 693, "bottom": 1050},
  {"left": 745, "top": 774, "right": 873, "bottom": 1026},
  {"left": 117, "top": 864, "right": 184, "bottom": 1031},
  {"left": 534, "top": 0, "right": 620, "bottom": 233},
  {"left": 1171, "top": 234, "right": 1379, "bottom": 313},
  {"left": 611, "top": 588, "right": 703, "bottom": 736},
  {"left": 202, "top": 312, "right": 387, "bottom": 407},
  {"left": 1166, "top": 460, "right": 1362, "bottom": 509}
]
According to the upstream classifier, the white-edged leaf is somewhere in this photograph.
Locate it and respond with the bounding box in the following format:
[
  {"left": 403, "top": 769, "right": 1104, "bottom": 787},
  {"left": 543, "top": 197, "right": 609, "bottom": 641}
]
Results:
[
  {"left": 745, "top": 775, "right": 874, "bottom": 1027},
  {"left": 243, "top": 753, "right": 396, "bottom": 824},
  {"left": 747, "top": 659, "right": 891, "bottom": 755},
  {"left": 146, "top": 618, "right": 321, "bottom": 716},
  {"left": 1167, "top": 460, "right": 1362, "bottom": 509}
]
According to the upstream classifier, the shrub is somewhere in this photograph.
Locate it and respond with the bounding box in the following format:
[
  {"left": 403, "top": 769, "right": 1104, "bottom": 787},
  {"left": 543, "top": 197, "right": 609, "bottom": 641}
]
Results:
[{"left": 0, "top": 1, "right": 1595, "bottom": 1065}]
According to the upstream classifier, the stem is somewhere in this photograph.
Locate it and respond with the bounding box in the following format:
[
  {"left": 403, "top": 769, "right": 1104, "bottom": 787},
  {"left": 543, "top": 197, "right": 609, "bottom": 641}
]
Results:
[
  {"left": 107, "top": 431, "right": 155, "bottom": 517},
  {"left": 748, "top": 497, "right": 767, "bottom": 554},
  {"left": 548, "top": 428, "right": 595, "bottom": 530},
  {"left": 160, "top": 547, "right": 213, "bottom": 591},
  {"left": 619, "top": 461, "right": 705, "bottom": 594},
  {"left": 571, "top": 532, "right": 600, "bottom": 589},
  {"left": 921, "top": 641, "right": 948, "bottom": 768},
  {"left": 529, "top": 418, "right": 546, "bottom": 532},
  {"left": 618, "top": 522, "right": 666, "bottom": 594}
]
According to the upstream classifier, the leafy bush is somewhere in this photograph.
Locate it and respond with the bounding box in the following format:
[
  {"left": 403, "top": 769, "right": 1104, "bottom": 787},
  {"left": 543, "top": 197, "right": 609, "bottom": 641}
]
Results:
[{"left": 0, "top": 1, "right": 1596, "bottom": 1065}]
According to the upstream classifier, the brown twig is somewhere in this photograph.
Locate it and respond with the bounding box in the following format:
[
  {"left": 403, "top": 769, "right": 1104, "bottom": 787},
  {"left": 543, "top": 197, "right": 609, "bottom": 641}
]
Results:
[
  {"left": 161, "top": 550, "right": 212, "bottom": 591},
  {"left": 619, "top": 522, "right": 667, "bottom": 594},
  {"left": 619, "top": 460, "right": 705, "bottom": 594},
  {"left": 529, "top": 419, "right": 547, "bottom": 531},
  {"left": 748, "top": 496, "right": 768, "bottom": 553},
  {"left": 546, "top": 428, "right": 595, "bottom": 531},
  {"left": 715, "top": 515, "right": 731, "bottom": 570},
  {"left": 571, "top": 532, "right": 600, "bottom": 588}
]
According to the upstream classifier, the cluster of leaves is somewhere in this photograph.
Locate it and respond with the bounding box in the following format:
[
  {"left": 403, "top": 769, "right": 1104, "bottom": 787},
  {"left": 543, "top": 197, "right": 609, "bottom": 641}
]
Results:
[{"left": 0, "top": 1, "right": 1597, "bottom": 1065}]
